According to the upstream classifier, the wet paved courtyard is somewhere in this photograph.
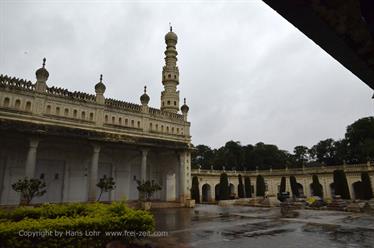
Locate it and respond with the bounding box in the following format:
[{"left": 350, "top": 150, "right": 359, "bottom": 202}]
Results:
[{"left": 149, "top": 205, "right": 374, "bottom": 248}]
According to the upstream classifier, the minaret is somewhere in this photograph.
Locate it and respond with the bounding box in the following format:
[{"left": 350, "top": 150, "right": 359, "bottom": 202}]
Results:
[{"left": 160, "top": 25, "right": 180, "bottom": 113}]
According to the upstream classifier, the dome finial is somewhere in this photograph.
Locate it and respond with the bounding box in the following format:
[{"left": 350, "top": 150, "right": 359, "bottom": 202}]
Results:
[
  {"left": 184, "top": 98, "right": 186, "bottom": 104},
  {"left": 42, "top": 58, "right": 46, "bottom": 68},
  {"left": 140, "top": 85, "right": 150, "bottom": 105},
  {"left": 100, "top": 74, "right": 103, "bottom": 83},
  {"left": 169, "top": 22, "right": 172, "bottom": 32}
]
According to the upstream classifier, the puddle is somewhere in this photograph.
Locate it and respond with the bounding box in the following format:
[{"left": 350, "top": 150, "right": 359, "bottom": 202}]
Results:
[{"left": 148, "top": 204, "right": 374, "bottom": 248}]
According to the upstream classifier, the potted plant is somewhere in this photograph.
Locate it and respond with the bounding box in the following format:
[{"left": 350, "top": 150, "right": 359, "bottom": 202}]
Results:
[
  {"left": 136, "top": 180, "right": 162, "bottom": 210},
  {"left": 12, "top": 177, "right": 46, "bottom": 205},
  {"left": 96, "top": 175, "right": 116, "bottom": 202}
]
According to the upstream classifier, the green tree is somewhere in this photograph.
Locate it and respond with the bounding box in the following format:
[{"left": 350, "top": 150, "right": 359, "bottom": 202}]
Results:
[
  {"left": 191, "top": 176, "right": 200, "bottom": 203},
  {"left": 224, "top": 141, "right": 244, "bottom": 170},
  {"left": 361, "top": 172, "right": 373, "bottom": 200},
  {"left": 244, "top": 176, "right": 252, "bottom": 198},
  {"left": 191, "top": 145, "right": 214, "bottom": 169},
  {"left": 333, "top": 170, "right": 350, "bottom": 199},
  {"left": 212, "top": 147, "right": 227, "bottom": 170},
  {"left": 345, "top": 117, "right": 374, "bottom": 163},
  {"left": 293, "top": 145, "right": 309, "bottom": 166},
  {"left": 218, "top": 173, "right": 230, "bottom": 200},
  {"left": 237, "top": 175, "right": 244, "bottom": 198},
  {"left": 310, "top": 138, "right": 337, "bottom": 165},
  {"left": 96, "top": 175, "right": 116, "bottom": 202},
  {"left": 289, "top": 176, "right": 299, "bottom": 198},
  {"left": 242, "top": 145, "right": 255, "bottom": 170},
  {"left": 310, "top": 175, "right": 323, "bottom": 198},
  {"left": 12, "top": 177, "right": 46, "bottom": 205},
  {"left": 256, "top": 175, "right": 266, "bottom": 197}
]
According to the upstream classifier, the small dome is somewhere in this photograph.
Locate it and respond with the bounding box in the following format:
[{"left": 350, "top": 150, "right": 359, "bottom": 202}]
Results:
[
  {"left": 95, "top": 74, "right": 106, "bottom": 94},
  {"left": 165, "top": 26, "right": 177, "bottom": 42},
  {"left": 181, "top": 98, "right": 189, "bottom": 113},
  {"left": 35, "top": 58, "right": 49, "bottom": 81},
  {"left": 140, "top": 86, "right": 150, "bottom": 105}
]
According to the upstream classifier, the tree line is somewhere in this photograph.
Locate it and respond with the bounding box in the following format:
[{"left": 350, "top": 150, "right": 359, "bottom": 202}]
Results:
[{"left": 192, "top": 117, "right": 374, "bottom": 171}]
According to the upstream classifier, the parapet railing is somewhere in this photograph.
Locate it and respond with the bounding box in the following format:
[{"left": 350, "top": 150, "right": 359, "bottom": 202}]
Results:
[
  {"left": 46, "top": 86, "right": 96, "bottom": 103},
  {"left": 105, "top": 98, "right": 142, "bottom": 112},
  {"left": 192, "top": 162, "right": 373, "bottom": 176},
  {"left": 149, "top": 107, "right": 184, "bottom": 121},
  {"left": 0, "top": 75, "right": 35, "bottom": 91},
  {"left": 0, "top": 74, "right": 187, "bottom": 122}
]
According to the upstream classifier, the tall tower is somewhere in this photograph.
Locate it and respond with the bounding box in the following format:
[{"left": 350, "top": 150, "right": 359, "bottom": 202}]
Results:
[{"left": 161, "top": 26, "right": 180, "bottom": 113}]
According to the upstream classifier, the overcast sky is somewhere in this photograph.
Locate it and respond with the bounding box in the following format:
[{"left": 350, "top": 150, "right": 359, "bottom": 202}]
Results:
[{"left": 1, "top": 0, "right": 373, "bottom": 152}]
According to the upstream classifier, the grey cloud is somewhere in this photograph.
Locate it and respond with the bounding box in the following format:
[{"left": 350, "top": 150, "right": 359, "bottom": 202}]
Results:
[{"left": 0, "top": 0, "right": 372, "bottom": 152}]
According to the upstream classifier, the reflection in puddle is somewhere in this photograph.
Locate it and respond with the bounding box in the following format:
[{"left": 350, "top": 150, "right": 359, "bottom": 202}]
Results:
[{"left": 148, "top": 205, "right": 374, "bottom": 248}]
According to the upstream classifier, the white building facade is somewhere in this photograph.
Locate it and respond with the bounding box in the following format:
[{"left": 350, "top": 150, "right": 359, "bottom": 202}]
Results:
[{"left": 0, "top": 28, "right": 192, "bottom": 205}]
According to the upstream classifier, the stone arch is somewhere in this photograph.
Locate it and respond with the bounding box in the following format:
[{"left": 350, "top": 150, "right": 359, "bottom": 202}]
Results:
[
  {"left": 202, "top": 184, "right": 211, "bottom": 202},
  {"left": 229, "top": 183, "right": 235, "bottom": 198},
  {"left": 25, "top": 101, "right": 32, "bottom": 111},
  {"left": 215, "top": 184, "right": 220, "bottom": 201},
  {"left": 14, "top": 99, "right": 21, "bottom": 109},
  {"left": 352, "top": 181, "right": 363, "bottom": 200},
  {"left": 296, "top": 183, "right": 304, "bottom": 197},
  {"left": 330, "top": 182, "right": 335, "bottom": 198},
  {"left": 3, "top": 97, "right": 10, "bottom": 107}
]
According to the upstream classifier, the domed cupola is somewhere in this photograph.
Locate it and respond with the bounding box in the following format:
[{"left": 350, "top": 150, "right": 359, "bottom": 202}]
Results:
[
  {"left": 94, "top": 74, "right": 106, "bottom": 104},
  {"left": 35, "top": 58, "right": 49, "bottom": 82},
  {"left": 165, "top": 26, "right": 178, "bottom": 42},
  {"left": 181, "top": 98, "right": 189, "bottom": 114},
  {"left": 140, "top": 86, "right": 150, "bottom": 105},
  {"left": 95, "top": 74, "right": 106, "bottom": 94}
]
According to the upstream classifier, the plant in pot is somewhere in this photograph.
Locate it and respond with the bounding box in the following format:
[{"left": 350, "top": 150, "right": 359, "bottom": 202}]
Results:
[
  {"left": 96, "top": 175, "right": 116, "bottom": 202},
  {"left": 136, "top": 180, "right": 162, "bottom": 210},
  {"left": 12, "top": 177, "right": 46, "bottom": 205}
]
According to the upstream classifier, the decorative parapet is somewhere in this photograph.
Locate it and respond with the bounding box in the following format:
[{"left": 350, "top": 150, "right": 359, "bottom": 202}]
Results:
[
  {"left": 192, "top": 163, "right": 373, "bottom": 177},
  {"left": 105, "top": 98, "right": 142, "bottom": 112},
  {"left": 0, "top": 74, "right": 188, "bottom": 123},
  {"left": 46, "top": 86, "right": 96, "bottom": 103},
  {"left": 0, "top": 75, "right": 35, "bottom": 91},
  {"left": 149, "top": 107, "right": 184, "bottom": 121}
]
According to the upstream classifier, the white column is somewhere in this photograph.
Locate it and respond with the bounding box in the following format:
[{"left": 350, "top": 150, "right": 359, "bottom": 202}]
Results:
[
  {"left": 179, "top": 150, "right": 190, "bottom": 203},
  {"left": 25, "top": 138, "right": 39, "bottom": 178},
  {"left": 88, "top": 144, "right": 100, "bottom": 202},
  {"left": 140, "top": 149, "right": 148, "bottom": 183}
]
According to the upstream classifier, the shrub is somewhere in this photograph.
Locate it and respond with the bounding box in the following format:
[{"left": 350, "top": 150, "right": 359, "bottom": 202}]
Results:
[
  {"left": 361, "top": 172, "right": 373, "bottom": 200},
  {"left": 289, "top": 176, "right": 299, "bottom": 198},
  {"left": 310, "top": 175, "right": 323, "bottom": 198},
  {"left": 244, "top": 177, "right": 251, "bottom": 198},
  {"left": 256, "top": 175, "right": 266, "bottom": 197},
  {"left": 333, "top": 170, "right": 351, "bottom": 199},
  {"left": 191, "top": 176, "right": 200, "bottom": 203},
  {"left": 96, "top": 176, "right": 116, "bottom": 202},
  {"left": 237, "top": 175, "right": 244, "bottom": 198},
  {"left": 136, "top": 180, "right": 161, "bottom": 201},
  {"left": 0, "top": 201, "right": 154, "bottom": 248},
  {"left": 218, "top": 173, "right": 230, "bottom": 200},
  {"left": 11, "top": 177, "right": 46, "bottom": 205}
]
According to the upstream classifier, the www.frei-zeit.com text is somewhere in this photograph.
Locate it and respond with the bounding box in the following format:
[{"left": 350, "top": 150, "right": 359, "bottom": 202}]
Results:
[{"left": 18, "top": 230, "right": 168, "bottom": 238}]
